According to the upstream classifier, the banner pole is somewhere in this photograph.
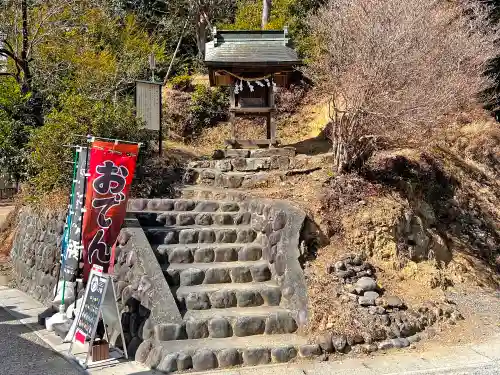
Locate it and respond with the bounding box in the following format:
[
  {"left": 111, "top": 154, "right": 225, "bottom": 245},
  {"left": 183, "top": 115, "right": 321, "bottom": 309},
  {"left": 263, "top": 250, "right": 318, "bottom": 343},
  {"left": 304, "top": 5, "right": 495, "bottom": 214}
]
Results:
[
  {"left": 72, "top": 134, "right": 143, "bottom": 146},
  {"left": 74, "top": 143, "right": 91, "bottom": 310},
  {"left": 61, "top": 149, "right": 80, "bottom": 310},
  {"left": 54, "top": 149, "right": 79, "bottom": 300}
]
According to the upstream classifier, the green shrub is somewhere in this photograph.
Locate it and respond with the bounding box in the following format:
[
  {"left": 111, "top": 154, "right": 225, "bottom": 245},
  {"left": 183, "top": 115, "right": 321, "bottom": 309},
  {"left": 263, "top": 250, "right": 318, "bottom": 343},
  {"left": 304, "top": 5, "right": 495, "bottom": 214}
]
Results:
[
  {"left": 164, "top": 84, "right": 228, "bottom": 140},
  {"left": 170, "top": 74, "right": 194, "bottom": 92},
  {"left": 186, "top": 85, "right": 229, "bottom": 140},
  {"left": 27, "top": 92, "right": 154, "bottom": 195}
]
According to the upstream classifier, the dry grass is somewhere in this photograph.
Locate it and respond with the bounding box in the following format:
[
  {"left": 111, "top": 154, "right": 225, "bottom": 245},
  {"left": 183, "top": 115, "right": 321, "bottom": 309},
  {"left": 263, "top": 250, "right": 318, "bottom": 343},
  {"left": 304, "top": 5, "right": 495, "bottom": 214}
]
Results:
[{"left": 308, "top": 0, "right": 499, "bottom": 171}]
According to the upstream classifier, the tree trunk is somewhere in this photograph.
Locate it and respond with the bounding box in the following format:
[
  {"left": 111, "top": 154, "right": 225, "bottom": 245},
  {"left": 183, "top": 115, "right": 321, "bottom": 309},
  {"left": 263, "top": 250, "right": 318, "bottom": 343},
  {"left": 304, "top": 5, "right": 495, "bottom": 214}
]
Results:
[
  {"left": 21, "top": 0, "right": 32, "bottom": 93},
  {"left": 331, "top": 119, "right": 349, "bottom": 174},
  {"left": 262, "top": 0, "right": 272, "bottom": 29}
]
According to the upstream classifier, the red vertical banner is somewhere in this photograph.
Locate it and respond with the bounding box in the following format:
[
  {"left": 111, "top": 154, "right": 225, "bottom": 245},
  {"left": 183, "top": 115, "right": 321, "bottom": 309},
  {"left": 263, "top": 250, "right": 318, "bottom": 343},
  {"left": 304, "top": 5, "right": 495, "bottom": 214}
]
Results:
[{"left": 82, "top": 140, "right": 139, "bottom": 281}]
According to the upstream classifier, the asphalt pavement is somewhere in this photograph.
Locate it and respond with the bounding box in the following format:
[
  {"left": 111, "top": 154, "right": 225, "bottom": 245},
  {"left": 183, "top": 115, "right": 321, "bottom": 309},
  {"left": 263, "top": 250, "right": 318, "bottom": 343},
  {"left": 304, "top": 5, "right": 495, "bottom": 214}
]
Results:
[
  {"left": 0, "top": 307, "right": 81, "bottom": 375},
  {"left": 0, "top": 287, "right": 498, "bottom": 375}
]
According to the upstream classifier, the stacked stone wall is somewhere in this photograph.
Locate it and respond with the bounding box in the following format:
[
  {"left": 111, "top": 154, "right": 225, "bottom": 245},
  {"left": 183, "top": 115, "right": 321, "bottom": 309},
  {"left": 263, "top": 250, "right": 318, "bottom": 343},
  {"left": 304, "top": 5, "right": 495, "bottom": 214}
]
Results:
[{"left": 10, "top": 207, "right": 65, "bottom": 304}]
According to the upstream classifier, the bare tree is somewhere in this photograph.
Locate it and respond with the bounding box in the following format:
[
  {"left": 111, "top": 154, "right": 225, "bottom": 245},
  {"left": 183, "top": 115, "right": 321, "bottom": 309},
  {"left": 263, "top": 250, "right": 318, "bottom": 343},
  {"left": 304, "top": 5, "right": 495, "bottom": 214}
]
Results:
[
  {"left": 262, "top": 0, "right": 272, "bottom": 29},
  {"left": 308, "top": 0, "right": 500, "bottom": 173}
]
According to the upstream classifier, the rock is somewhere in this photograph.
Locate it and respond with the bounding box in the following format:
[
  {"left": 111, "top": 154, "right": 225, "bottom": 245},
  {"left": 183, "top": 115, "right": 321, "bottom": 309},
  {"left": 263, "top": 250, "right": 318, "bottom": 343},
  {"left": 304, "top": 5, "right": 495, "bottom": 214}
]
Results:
[
  {"left": 154, "top": 323, "right": 184, "bottom": 341},
  {"left": 168, "top": 248, "right": 193, "bottom": 263},
  {"left": 299, "top": 344, "right": 322, "bottom": 358},
  {"left": 209, "top": 290, "right": 237, "bottom": 308},
  {"left": 265, "top": 312, "right": 298, "bottom": 334},
  {"left": 317, "top": 353, "right": 329, "bottom": 362},
  {"left": 193, "top": 247, "right": 214, "bottom": 263},
  {"left": 134, "top": 340, "right": 154, "bottom": 362},
  {"left": 250, "top": 264, "right": 271, "bottom": 282},
  {"left": 347, "top": 334, "right": 365, "bottom": 346},
  {"left": 192, "top": 349, "right": 217, "bottom": 371},
  {"left": 157, "top": 353, "right": 178, "bottom": 373},
  {"left": 332, "top": 335, "right": 347, "bottom": 352},
  {"left": 145, "top": 346, "right": 164, "bottom": 369},
  {"left": 368, "top": 306, "right": 386, "bottom": 315},
  {"left": 318, "top": 333, "right": 334, "bottom": 353},
  {"left": 391, "top": 338, "right": 410, "bottom": 348},
  {"left": 174, "top": 200, "right": 195, "bottom": 211},
  {"left": 217, "top": 348, "right": 241, "bottom": 368},
  {"left": 361, "top": 343, "right": 378, "bottom": 353},
  {"left": 242, "top": 348, "right": 271, "bottom": 366},
  {"left": 179, "top": 268, "right": 205, "bottom": 286},
  {"left": 337, "top": 269, "right": 355, "bottom": 279},
  {"left": 238, "top": 245, "right": 262, "bottom": 261},
  {"left": 261, "top": 288, "right": 282, "bottom": 306},
  {"left": 177, "top": 213, "right": 195, "bottom": 226},
  {"left": 355, "top": 277, "right": 378, "bottom": 293},
  {"left": 177, "top": 352, "right": 192, "bottom": 370},
  {"left": 204, "top": 268, "right": 231, "bottom": 284},
  {"left": 334, "top": 261, "right": 346, "bottom": 271},
  {"left": 230, "top": 266, "right": 253, "bottom": 283},
  {"left": 234, "top": 316, "right": 265, "bottom": 337},
  {"left": 186, "top": 320, "right": 209, "bottom": 339},
  {"left": 352, "top": 255, "right": 363, "bottom": 266},
  {"left": 272, "top": 211, "right": 287, "bottom": 231},
  {"left": 359, "top": 291, "right": 380, "bottom": 306},
  {"left": 186, "top": 292, "right": 211, "bottom": 310},
  {"left": 378, "top": 340, "right": 394, "bottom": 350},
  {"left": 179, "top": 229, "right": 198, "bottom": 244},
  {"left": 214, "top": 247, "right": 238, "bottom": 261},
  {"left": 407, "top": 334, "right": 421, "bottom": 344},
  {"left": 271, "top": 346, "right": 297, "bottom": 363},
  {"left": 384, "top": 296, "right": 405, "bottom": 309},
  {"left": 208, "top": 317, "right": 232, "bottom": 338},
  {"left": 198, "top": 229, "right": 216, "bottom": 243},
  {"left": 237, "top": 290, "right": 264, "bottom": 307}
]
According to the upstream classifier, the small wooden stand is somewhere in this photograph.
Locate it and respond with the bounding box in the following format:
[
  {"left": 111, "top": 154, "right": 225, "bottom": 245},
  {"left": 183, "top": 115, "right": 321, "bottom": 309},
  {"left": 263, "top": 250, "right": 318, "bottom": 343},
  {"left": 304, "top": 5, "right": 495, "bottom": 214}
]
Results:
[{"left": 92, "top": 340, "right": 110, "bottom": 362}]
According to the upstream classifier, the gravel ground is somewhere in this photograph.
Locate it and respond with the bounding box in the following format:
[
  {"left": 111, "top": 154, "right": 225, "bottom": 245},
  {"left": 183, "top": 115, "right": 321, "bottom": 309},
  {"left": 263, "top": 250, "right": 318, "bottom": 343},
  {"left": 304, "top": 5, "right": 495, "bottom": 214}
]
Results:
[{"left": 0, "top": 307, "right": 81, "bottom": 375}]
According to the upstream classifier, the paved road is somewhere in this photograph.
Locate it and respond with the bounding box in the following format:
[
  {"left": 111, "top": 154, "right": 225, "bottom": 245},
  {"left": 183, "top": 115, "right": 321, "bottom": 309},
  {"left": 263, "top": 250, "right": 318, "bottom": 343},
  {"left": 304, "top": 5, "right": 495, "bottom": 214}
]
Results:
[
  {"left": 0, "top": 307, "right": 81, "bottom": 375},
  {"left": 0, "top": 205, "right": 13, "bottom": 227},
  {"left": 0, "top": 287, "right": 499, "bottom": 375}
]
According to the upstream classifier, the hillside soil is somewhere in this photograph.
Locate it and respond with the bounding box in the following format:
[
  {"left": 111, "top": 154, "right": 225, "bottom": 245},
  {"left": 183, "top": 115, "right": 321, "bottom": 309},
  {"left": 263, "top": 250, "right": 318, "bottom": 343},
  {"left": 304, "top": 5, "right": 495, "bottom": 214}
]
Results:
[{"left": 186, "top": 103, "right": 500, "bottom": 354}]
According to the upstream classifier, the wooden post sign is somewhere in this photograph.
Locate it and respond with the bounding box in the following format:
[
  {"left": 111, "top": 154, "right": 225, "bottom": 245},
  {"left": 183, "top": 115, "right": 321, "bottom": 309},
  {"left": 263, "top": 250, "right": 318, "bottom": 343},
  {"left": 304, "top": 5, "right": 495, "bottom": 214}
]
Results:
[
  {"left": 68, "top": 265, "right": 128, "bottom": 368},
  {"left": 135, "top": 80, "right": 163, "bottom": 155}
]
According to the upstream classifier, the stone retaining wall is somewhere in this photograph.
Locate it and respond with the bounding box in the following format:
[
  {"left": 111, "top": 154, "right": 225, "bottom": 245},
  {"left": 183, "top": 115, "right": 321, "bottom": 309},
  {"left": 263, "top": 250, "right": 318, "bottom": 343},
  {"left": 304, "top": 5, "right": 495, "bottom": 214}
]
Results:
[
  {"left": 111, "top": 215, "right": 183, "bottom": 357},
  {"left": 10, "top": 207, "right": 65, "bottom": 304},
  {"left": 248, "top": 199, "right": 308, "bottom": 330}
]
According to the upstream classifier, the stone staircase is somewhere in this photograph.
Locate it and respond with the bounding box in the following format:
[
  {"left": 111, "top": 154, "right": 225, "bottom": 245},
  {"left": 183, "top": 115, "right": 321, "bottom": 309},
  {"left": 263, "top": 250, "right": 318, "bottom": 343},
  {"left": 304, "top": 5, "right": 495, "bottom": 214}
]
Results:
[{"left": 125, "top": 152, "right": 311, "bottom": 372}]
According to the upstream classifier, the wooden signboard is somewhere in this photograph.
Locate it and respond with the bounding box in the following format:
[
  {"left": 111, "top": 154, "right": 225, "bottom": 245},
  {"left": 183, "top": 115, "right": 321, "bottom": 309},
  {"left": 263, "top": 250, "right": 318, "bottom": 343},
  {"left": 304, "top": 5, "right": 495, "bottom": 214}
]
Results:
[
  {"left": 68, "top": 265, "right": 127, "bottom": 368},
  {"left": 135, "top": 80, "right": 163, "bottom": 155}
]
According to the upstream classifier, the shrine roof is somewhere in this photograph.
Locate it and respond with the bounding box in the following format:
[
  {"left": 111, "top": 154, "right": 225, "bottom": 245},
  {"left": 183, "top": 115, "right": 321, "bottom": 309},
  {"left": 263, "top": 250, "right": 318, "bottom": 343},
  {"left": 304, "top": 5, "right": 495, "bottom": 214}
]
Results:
[{"left": 205, "top": 29, "right": 301, "bottom": 68}]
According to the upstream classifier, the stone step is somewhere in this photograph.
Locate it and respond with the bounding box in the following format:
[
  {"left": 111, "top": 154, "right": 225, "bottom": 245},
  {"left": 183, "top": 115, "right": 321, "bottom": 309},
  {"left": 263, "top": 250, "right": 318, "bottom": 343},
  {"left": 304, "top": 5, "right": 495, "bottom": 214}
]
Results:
[
  {"left": 180, "top": 186, "right": 249, "bottom": 202},
  {"left": 156, "top": 243, "right": 263, "bottom": 263},
  {"left": 180, "top": 308, "right": 297, "bottom": 340},
  {"left": 217, "top": 147, "right": 296, "bottom": 159},
  {"left": 188, "top": 155, "right": 290, "bottom": 172},
  {"left": 136, "top": 211, "right": 251, "bottom": 228},
  {"left": 139, "top": 334, "right": 308, "bottom": 371},
  {"left": 174, "top": 282, "right": 282, "bottom": 310},
  {"left": 128, "top": 198, "right": 245, "bottom": 213},
  {"left": 166, "top": 260, "right": 271, "bottom": 286},
  {"left": 186, "top": 168, "right": 283, "bottom": 189},
  {"left": 182, "top": 307, "right": 298, "bottom": 338},
  {"left": 143, "top": 225, "right": 257, "bottom": 245}
]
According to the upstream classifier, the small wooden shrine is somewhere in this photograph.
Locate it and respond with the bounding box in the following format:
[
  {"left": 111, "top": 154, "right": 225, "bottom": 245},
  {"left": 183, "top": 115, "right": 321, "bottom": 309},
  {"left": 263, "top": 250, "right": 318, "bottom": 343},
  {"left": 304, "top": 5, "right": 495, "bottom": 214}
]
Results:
[{"left": 205, "top": 27, "right": 302, "bottom": 148}]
